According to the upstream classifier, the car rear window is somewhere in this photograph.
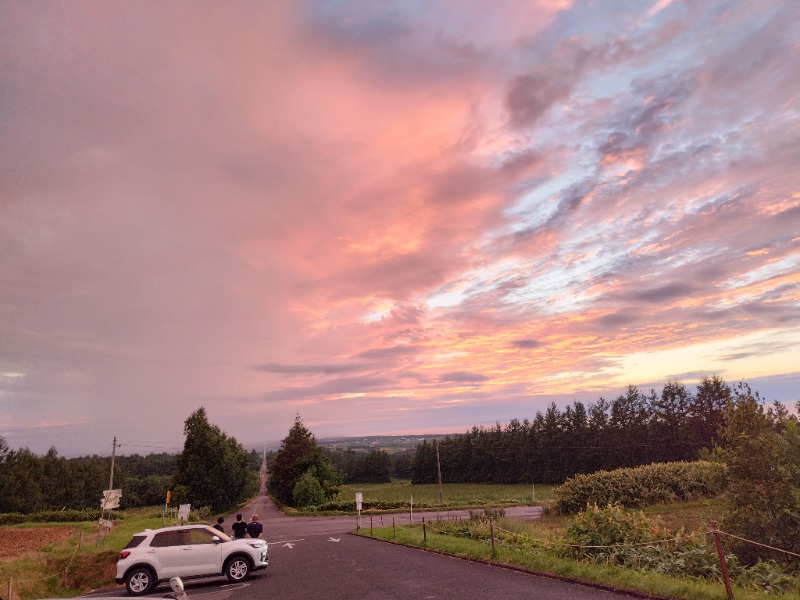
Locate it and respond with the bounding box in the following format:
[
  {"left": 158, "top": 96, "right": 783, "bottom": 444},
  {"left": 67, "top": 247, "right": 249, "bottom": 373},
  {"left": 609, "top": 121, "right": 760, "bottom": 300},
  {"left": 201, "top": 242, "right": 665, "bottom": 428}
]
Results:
[{"left": 123, "top": 535, "right": 146, "bottom": 549}]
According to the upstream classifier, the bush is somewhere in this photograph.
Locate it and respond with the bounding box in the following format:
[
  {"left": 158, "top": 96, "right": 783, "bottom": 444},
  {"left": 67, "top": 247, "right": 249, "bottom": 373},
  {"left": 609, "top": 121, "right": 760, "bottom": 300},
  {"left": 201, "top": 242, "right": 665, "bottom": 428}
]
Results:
[
  {"left": 293, "top": 470, "right": 326, "bottom": 507},
  {"left": 554, "top": 461, "right": 726, "bottom": 514},
  {"left": 311, "top": 499, "right": 425, "bottom": 512},
  {"left": 561, "top": 503, "right": 662, "bottom": 560}
]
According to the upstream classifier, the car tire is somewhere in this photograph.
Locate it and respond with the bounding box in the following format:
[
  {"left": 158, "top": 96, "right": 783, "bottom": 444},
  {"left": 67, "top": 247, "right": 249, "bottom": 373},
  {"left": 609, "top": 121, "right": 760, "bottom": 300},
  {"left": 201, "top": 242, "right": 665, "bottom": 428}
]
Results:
[
  {"left": 125, "top": 566, "right": 156, "bottom": 596},
  {"left": 225, "top": 556, "right": 252, "bottom": 582}
]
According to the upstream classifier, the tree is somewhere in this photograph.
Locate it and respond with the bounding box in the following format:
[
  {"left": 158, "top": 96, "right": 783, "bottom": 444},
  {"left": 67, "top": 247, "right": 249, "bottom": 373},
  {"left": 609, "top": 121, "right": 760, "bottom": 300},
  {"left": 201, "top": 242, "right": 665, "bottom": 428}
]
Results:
[
  {"left": 268, "top": 416, "right": 341, "bottom": 506},
  {"left": 722, "top": 382, "right": 800, "bottom": 565},
  {"left": 651, "top": 380, "right": 693, "bottom": 462},
  {"left": 293, "top": 470, "right": 325, "bottom": 507},
  {"left": 689, "top": 375, "right": 730, "bottom": 448},
  {"left": 173, "top": 407, "right": 257, "bottom": 513}
]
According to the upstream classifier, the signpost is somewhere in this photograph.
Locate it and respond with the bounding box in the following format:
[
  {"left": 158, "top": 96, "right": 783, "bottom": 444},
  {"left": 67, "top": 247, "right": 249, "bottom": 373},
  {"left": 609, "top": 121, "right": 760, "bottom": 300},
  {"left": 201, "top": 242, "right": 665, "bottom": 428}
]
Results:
[
  {"left": 97, "top": 488, "right": 122, "bottom": 545},
  {"left": 101, "top": 489, "right": 122, "bottom": 510},
  {"left": 178, "top": 503, "right": 191, "bottom": 523},
  {"left": 355, "top": 492, "right": 363, "bottom": 529}
]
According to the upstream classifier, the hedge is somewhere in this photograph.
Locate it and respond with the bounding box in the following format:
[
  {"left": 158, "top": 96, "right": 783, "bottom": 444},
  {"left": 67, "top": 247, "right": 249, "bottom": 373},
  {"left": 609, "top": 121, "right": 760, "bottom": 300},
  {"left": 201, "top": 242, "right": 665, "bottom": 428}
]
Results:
[
  {"left": 0, "top": 509, "right": 105, "bottom": 525},
  {"left": 554, "top": 461, "right": 727, "bottom": 514}
]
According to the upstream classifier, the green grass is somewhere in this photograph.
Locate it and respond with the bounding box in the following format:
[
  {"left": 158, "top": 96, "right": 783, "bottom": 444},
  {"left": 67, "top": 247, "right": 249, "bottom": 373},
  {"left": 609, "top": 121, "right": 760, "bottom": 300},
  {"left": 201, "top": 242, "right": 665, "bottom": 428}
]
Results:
[
  {"left": 0, "top": 508, "right": 173, "bottom": 600},
  {"left": 337, "top": 481, "right": 555, "bottom": 507},
  {"left": 357, "top": 521, "right": 798, "bottom": 600}
]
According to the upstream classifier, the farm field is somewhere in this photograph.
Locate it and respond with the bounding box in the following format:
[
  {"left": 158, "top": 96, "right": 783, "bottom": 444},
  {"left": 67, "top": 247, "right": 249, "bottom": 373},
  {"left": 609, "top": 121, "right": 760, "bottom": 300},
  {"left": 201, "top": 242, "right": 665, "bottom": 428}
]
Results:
[{"left": 337, "top": 481, "right": 554, "bottom": 506}]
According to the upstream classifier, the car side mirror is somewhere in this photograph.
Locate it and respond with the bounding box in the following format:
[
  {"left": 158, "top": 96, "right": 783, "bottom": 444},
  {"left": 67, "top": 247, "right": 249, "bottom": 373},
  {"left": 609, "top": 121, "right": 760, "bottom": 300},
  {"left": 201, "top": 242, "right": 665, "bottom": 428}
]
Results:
[
  {"left": 211, "top": 535, "right": 221, "bottom": 543},
  {"left": 169, "top": 577, "right": 184, "bottom": 594}
]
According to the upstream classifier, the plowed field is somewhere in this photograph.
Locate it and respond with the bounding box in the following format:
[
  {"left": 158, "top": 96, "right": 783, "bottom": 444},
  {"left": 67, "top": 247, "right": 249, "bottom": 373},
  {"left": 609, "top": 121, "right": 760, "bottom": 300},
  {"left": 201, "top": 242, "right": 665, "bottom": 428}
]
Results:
[{"left": 0, "top": 526, "right": 79, "bottom": 560}]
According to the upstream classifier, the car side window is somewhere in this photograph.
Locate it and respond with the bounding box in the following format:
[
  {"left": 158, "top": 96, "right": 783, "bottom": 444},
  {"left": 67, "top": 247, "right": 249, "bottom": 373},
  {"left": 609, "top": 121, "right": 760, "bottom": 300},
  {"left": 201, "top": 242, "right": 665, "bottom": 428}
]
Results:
[
  {"left": 186, "top": 528, "right": 217, "bottom": 545},
  {"left": 151, "top": 531, "right": 183, "bottom": 547}
]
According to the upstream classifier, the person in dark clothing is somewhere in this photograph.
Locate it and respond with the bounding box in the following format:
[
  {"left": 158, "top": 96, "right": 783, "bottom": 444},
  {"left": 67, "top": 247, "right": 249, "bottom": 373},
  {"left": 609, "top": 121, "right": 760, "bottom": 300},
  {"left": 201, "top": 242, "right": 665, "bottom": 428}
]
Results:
[
  {"left": 212, "top": 516, "right": 225, "bottom": 533},
  {"left": 231, "top": 513, "right": 248, "bottom": 539},
  {"left": 246, "top": 513, "right": 263, "bottom": 539}
]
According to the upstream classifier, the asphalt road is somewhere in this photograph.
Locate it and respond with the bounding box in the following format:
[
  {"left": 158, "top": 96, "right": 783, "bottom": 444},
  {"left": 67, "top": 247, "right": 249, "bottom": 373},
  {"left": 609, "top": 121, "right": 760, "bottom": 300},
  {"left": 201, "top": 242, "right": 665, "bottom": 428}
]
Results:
[{"left": 100, "top": 496, "right": 640, "bottom": 600}]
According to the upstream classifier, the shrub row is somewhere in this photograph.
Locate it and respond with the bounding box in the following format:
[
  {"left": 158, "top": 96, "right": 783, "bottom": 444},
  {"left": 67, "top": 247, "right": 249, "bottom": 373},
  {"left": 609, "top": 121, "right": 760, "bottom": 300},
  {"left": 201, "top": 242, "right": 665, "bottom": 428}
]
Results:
[
  {"left": 554, "top": 461, "right": 726, "bottom": 514},
  {"left": 0, "top": 509, "right": 105, "bottom": 525},
  {"left": 311, "top": 500, "right": 426, "bottom": 512}
]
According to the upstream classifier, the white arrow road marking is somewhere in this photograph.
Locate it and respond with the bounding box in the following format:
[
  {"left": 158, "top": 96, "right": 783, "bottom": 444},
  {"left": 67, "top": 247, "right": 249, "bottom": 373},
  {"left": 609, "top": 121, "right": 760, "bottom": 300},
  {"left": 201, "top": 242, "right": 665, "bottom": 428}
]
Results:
[
  {"left": 328, "top": 537, "right": 340, "bottom": 542},
  {"left": 283, "top": 542, "right": 294, "bottom": 549},
  {"left": 268, "top": 538, "right": 305, "bottom": 546}
]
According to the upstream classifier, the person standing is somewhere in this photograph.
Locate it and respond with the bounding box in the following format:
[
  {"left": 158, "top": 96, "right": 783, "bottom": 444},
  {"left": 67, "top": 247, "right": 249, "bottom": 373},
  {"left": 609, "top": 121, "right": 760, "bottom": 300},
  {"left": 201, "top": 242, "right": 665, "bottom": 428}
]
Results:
[
  {"left": 212, "top": 516, "right": 225, "bottom": 533},
  {"left": 246, "top": 513, "right": 263, "bottom": 539},
  {"left": 231, "top": 513, "right": 248, "bottom": 539}
]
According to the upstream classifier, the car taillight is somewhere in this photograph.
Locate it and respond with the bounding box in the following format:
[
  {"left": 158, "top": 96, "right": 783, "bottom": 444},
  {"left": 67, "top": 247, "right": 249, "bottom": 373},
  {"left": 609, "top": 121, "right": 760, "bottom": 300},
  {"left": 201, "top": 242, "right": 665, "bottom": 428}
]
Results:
[{"left": 119, "top": 550, "right": 131, "bottom": 559}]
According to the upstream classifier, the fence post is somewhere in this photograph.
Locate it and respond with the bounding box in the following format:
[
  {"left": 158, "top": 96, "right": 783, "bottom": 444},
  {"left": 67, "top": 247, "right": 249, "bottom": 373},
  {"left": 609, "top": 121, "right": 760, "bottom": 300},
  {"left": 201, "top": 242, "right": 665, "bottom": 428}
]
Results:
[
  {"left": 370, "top": 515, "right": 373, "bottom": 536},
  {"left": 489, "top": 518, "right": 496, "bottom": 557},
  {"left": 423, "top": 519, "right": 427, "bottom": 542},
  {"left": 711, "top": 521, "right": 734, "bottom": 600},
  {"left": 393, "top": 516, "right": 396, "bottom": 539}
]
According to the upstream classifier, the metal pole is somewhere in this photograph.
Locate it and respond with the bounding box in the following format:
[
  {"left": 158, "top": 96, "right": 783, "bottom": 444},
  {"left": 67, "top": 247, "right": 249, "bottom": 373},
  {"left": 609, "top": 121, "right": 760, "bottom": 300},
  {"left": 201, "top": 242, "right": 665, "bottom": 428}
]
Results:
[
  {"left": 711, "top": 521, "right": 734, "bottom": 600},
  {"left": 435, "top": 440, "right": 443, "bottom": 505},
  {"left": 109, "top": 436, "right": 117, "bottom": 491},
  {"left": 490, "top": 518, "right": 496, "bottom": 557}
]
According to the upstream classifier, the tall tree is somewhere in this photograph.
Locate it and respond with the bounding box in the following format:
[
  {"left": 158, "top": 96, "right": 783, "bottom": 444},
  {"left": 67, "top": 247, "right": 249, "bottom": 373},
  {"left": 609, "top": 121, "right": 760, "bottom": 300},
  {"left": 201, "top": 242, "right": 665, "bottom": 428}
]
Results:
[
  {"left": 722, "top": 382, "right": 800, "bottom": 565},
  {"left": 689, "top": 375, "right": 730, "bottom": 448},
  {"left": 173, "top": 407, "right": 257, "bottom": 513},
  {"left": 652, "top": 380, "right": 693, "bottom": 462},
  {"left": 268, "top": 415, "right": 341, "bottom": 506}
]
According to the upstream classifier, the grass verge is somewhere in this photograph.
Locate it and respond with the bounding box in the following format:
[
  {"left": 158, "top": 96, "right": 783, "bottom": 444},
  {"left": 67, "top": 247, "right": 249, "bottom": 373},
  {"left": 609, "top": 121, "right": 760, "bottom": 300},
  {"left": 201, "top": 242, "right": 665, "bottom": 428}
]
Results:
[
  {"left": 0, "top": 508, "right": 171, "bottom": 600},
  {"left": 354, "top": 520, "right": 798, "bottom": 600}
]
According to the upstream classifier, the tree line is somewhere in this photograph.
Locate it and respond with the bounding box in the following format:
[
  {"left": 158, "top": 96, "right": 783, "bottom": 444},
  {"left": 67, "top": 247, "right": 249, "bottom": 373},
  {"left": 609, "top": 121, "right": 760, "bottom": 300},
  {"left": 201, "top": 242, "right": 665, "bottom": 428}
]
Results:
[
  {"left": 410, "top": 376, "right": 796, "bottom": 484},
  {"left": 0, "top": 407, "right": 260, "bottom": 514}
]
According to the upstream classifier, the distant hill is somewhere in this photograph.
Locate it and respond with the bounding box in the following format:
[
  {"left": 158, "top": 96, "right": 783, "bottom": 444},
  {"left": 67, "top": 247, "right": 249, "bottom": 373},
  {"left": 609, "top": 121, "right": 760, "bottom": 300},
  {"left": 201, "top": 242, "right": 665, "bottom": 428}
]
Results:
[{"left": 244, "top": 434, "right": 447, "bottom": 455}]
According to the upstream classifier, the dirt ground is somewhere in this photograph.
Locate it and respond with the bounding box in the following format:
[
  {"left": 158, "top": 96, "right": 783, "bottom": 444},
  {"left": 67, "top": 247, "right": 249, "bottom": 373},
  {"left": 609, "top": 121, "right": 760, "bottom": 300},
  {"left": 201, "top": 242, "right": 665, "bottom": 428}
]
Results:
[{"left": 0, "top": 526, "right": 79, "bottom": 560}]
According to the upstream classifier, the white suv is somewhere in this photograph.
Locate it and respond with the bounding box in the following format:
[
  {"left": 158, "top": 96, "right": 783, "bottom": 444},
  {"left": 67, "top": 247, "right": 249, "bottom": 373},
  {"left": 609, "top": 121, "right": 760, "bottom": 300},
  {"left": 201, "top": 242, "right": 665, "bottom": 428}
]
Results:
[{"left": 116, "top": 524, "right": 268, "bottom": 596}]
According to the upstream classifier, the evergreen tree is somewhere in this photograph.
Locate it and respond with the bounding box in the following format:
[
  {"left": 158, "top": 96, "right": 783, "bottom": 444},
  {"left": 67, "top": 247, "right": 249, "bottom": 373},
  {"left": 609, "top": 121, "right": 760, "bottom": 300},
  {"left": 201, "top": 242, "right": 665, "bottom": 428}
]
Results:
[
  {"left": 173, "top": 407, "right": 256, "bottom": 513},
  {"left": 268, "top": 415, "right": 341, "bottom": 506}
]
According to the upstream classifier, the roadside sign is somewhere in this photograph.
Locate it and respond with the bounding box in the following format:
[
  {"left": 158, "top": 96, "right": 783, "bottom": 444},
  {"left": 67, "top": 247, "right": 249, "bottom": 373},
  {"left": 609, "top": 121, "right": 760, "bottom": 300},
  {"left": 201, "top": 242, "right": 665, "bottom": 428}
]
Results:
[
  {"left": 178, "top": 503, "right": 191, "bottom": 522},
  {"left": 355, "top": 492, "right": 363, "bottom": 511},
  {"left": 98, "top": 518, "right": 114, "bottom": 529},
  {"left": 101, "top": 489, "right": 122, "bottom": 510}
]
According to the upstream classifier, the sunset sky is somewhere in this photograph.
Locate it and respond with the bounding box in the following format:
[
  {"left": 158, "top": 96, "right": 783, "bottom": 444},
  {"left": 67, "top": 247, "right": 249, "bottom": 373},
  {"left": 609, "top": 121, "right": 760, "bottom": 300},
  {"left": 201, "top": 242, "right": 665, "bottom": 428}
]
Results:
[{"left": 2, "top": 0, "right": 799, "bottom": 456}]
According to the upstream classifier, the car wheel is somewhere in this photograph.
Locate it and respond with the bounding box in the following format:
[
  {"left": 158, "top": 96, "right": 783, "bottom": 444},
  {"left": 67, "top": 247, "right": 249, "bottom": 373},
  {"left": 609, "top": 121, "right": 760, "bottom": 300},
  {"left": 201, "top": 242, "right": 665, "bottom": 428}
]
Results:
[
  {"left": 225, "top": 556, "right": 251, "bottom": 582},
  {"left": 125, "top": 566, "right": 156, "bottom": 596}
]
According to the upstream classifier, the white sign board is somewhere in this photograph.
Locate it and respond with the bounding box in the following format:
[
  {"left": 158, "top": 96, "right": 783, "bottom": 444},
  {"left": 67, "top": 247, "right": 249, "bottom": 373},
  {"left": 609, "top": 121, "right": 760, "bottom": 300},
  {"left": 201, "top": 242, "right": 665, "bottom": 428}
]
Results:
[
  {"left": 98, "top": 518, "right": 115, "bottom": 529},
  {"left": 178, "top": 503, "right": 191, "bottom": 522},
  {"left": 101, "top": 489, "right": 122, "bottom": 510},
  {"left": 355, "top": 492, "right": 363, "bottom": 511}
]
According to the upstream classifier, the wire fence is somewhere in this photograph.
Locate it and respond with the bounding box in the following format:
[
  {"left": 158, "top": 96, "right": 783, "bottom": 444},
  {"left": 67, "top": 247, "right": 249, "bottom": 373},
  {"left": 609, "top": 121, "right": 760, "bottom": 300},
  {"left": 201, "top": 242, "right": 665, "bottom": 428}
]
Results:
[{"left": 362, "top": 513, "right": 800, "bottom": 599}]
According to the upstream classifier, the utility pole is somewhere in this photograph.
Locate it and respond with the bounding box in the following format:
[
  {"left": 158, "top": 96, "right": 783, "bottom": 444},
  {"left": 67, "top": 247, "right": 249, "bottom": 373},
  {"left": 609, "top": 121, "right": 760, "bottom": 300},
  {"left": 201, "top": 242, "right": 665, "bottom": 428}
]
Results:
[
  {"left": 435, "top": 439, "right": 443, "bottom": 505},
  {"left": 109, "top": 436, "right": 117, "bottom": 490}
]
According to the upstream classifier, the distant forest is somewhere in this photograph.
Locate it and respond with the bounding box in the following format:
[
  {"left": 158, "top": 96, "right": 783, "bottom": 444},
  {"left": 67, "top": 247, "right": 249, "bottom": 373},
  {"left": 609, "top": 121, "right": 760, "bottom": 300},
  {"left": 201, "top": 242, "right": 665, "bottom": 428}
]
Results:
[
  {"left": 1, "top": 375, "right": 796, "bottom": 513},
  {"left": 410, "top": 376, "right": 797, "bottom": 484},
  {"left": 0, "top": 443, "right": 261, "bottom": 514}
]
